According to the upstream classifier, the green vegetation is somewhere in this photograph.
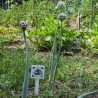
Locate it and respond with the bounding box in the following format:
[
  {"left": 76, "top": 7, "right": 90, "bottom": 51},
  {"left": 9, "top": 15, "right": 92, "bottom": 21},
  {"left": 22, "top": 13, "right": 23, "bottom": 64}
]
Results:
[
  {"left": 0, "top": 0, "right": 98, "bottom": 97},
  {"left": 0, "top": 49, "right": 98, "bottom": 97}
]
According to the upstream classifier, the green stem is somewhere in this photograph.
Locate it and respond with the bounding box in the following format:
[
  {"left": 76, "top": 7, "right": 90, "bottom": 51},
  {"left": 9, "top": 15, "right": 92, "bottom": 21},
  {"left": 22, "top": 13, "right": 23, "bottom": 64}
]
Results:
[
  {"left": 51, "top": 20, "right": 59, "bottom": 72},
  {"left": 49, "top": 20, "right": 59, "bottom": 74},
  {"left": 48, "top": 20, "right": 59, "bottom": 91},
  {"left": 22, "top": 29, "right": 29, "bottom": 98},
  {"left": 91, "top": 0, "right": 93, "bottom": 29},
  {"left": 2, "top": 0, "right": 3, "bottom": 9},
  {"left": 52, "top": 20, "right": 62, "bottom": 95}
]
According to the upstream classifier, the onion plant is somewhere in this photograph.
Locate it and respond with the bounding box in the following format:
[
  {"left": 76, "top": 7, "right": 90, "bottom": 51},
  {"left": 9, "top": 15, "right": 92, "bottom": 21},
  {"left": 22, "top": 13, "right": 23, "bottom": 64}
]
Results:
[
  {"left": 52, "top": 19, "right": 62, "bottom": 95},
  {"left": 49, "top": 1, "right": 67, "bottom": 95},
  {"left": 20, "top": 21, "right": 29, "bottom": 98}
]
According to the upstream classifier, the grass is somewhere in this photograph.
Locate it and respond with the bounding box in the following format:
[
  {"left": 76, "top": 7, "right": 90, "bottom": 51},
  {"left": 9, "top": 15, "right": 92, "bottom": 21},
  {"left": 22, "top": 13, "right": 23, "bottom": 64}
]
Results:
[{"left": 0, "top": 47, "right": 98, "bottom": 97}]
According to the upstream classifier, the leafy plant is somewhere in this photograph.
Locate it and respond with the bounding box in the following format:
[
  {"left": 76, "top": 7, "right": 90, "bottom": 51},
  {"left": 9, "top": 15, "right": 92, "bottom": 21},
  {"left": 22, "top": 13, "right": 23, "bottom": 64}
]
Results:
[{"left": 0, "top": 27, "right": 19, "bottom": 44}]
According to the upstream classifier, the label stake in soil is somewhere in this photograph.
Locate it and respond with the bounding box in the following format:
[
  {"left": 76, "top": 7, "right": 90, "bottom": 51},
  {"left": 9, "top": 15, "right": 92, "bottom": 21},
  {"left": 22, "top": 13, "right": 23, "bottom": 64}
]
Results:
[{"left": 31, "top": 65, "right": 45, "bottom": 95}]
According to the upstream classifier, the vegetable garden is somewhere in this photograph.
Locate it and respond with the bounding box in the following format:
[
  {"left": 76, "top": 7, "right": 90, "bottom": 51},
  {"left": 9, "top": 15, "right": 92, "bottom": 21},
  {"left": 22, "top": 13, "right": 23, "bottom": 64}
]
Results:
[{"left": 0, "top": 0, "right": 98, "bottom": 98}]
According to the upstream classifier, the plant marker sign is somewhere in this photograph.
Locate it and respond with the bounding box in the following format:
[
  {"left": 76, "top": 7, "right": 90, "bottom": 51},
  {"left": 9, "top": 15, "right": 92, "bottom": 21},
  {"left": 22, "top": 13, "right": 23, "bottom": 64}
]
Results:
[{"left": 31, "top": 65, "right": 45, "bottom": 95}]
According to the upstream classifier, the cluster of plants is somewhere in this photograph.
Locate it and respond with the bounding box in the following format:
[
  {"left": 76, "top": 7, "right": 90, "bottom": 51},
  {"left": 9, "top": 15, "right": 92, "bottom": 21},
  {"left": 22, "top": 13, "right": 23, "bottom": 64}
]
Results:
[
  {"left": 0, "top": 26, "right": 19, "bottom": 43},
  {"left": 0, "top": 0, "right": 98, "bottom": 98},
  {"left": 0, "top": 0, "right": 55, "bottom": 27},
  {"left": 0, "top": 0, "right": 97, "bottom": 54},
  {"left": 0, "top": 0, "right": 98, "bottom": 27},
  {"left": 0, "top": 49, "right": 98, "bottom": 97}
]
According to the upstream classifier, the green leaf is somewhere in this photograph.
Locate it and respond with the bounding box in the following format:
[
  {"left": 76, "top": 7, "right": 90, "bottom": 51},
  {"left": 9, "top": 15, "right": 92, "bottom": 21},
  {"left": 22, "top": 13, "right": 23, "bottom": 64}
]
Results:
[
  {"left": 19, "top": 44, "right": 25, "bottom": 50},
  {"left": 45, "top": 36, "right": 51, "bottom": 41},
  {"left": 77, "top": 91, "right": 98, "bottom": 98}
]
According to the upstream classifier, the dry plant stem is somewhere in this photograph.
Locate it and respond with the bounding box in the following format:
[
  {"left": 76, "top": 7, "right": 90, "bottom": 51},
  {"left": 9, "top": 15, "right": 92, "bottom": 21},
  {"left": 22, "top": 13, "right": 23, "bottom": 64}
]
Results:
[
  {"left": 22, "top": 29, "right": 29, "bottom": 98},
  {"left": 52, "top": 20, "right": 62, "bottom": 95}
]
